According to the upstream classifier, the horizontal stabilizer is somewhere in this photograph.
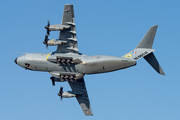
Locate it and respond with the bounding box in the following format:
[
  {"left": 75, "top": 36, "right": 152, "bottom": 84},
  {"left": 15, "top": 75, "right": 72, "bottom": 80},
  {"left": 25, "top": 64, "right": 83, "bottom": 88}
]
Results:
[{"left": 144, "top": 53, "right": 165, "bottom": 75}]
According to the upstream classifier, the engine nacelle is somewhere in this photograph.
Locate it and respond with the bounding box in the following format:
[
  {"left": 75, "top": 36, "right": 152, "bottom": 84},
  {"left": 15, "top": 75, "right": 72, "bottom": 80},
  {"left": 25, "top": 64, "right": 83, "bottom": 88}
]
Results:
[
  {"left": 61, "top": 91, "right": 76, "bottom": 98},
  {"left": 49, "top": 24, "right": 70, "bottom": 31},
  {"left": 47, "top": 39, "right": 67, "bottom": 46}
]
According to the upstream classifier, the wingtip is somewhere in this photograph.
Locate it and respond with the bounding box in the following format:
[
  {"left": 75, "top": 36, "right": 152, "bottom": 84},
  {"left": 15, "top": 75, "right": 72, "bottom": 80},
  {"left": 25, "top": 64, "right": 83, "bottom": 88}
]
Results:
[
  {"left": 151, "top": 25, "right": 158, "bottom": 28},
  {"left": 65, "top": 4, "right": 73, "bottom": 6},
  {"left": 85, "top": 114, "right": 93, "bottom": 116},
  {"left": 160, "top": 71, "right": 165, "bottom": 76},
  {"left": 158, "top": 64, "right": 165, "bottom": 76}
]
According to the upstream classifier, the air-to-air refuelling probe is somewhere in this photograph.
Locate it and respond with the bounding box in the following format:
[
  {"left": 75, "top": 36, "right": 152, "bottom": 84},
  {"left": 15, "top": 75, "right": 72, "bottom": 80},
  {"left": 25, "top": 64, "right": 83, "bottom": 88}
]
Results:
[{"left": 15, "top": 4, "right": 165, "bottom": 116}]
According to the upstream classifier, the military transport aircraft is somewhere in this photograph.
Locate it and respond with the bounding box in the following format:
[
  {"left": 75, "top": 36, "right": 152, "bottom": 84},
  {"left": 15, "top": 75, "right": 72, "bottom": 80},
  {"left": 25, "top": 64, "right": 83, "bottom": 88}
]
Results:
[{"left": 14, "top": 4, "right": 165, "bottom": 116}]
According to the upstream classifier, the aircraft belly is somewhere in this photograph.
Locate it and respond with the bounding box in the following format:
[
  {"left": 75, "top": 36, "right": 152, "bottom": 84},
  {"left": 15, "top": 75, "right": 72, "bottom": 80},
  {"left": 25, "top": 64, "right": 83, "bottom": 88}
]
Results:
[
  {"left": 103, "top": 60, "right": 136, "bottom": 72},
  {"left": 86, "top": 60, "right": 104, "bottom": 74},
  {"left": 103, "top": 60, "right": 124, "bottom": 72},
  {"left": 75, "top": 64, "right": 86, "bottom": 74},
  {"left": 32, "top": 61, "right": 78, "bottom": 73}
]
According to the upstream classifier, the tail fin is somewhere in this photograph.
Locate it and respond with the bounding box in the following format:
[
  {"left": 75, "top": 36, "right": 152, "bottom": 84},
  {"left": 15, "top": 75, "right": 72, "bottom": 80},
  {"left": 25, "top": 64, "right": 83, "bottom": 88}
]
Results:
[
  {"left": 136, "top": 25, "right": 157, "bottom": 49},
  {"left": 122, "top": 25, "right": 165, "bottom": 75}
]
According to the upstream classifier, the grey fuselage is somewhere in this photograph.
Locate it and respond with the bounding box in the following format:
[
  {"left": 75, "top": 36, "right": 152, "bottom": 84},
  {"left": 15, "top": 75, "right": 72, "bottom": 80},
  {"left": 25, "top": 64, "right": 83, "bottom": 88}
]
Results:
[{"left": 15, "top": 52, "right": 136, "bottom": 76}]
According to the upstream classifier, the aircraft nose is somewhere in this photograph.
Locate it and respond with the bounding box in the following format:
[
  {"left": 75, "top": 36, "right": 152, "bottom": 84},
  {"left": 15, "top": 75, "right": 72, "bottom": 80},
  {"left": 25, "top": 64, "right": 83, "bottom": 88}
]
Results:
[{"left": 14, "top": 57, "right": 18, "bottom": 64}]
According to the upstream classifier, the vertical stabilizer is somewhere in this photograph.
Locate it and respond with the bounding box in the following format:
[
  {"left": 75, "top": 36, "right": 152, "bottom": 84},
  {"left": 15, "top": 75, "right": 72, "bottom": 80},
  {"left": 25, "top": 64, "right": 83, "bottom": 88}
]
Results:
[{"left": 136, "top": 25, "right": 158, "bottom": 49}]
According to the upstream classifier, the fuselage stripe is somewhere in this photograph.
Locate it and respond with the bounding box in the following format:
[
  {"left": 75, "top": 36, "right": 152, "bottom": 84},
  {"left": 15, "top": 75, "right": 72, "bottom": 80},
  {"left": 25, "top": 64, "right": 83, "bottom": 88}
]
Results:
[{"left": 46, "top": 53, "right": 50, "bottom": 61}]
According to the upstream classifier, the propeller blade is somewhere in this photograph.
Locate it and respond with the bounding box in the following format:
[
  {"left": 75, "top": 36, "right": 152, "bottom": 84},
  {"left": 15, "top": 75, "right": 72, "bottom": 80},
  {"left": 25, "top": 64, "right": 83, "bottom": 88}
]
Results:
[
  {"left": 43, "top": 34, "right": 48, "bottom": 44},
  {"left": 45, "top": 20, "right": 50, "bottom": 35},
  {"left": 43, "top": 34, "right": 49, "bottom": 49},
  {"left": 46, "top": 44, "right": 48, "bottom": 49},
  {"left": 60, "top": 95, "right": 63, "bottom": 101},
  {"left": 60, "top": 86, "right": 63, "bottom": 94},
  {"left": 58, "top": 86, "right": 63, "bottom": 101},
  {"left": 47, "top": 20, "right": 50, "bottom": 26},
  {"left": 47, "top": 29, "right": 50, "bottom": 35},
  {"left": 45, "top": 34, "right": 48, "bottom": 40},
  {"left": 50, "top": 77, "right": 55, "bottom": 86}
]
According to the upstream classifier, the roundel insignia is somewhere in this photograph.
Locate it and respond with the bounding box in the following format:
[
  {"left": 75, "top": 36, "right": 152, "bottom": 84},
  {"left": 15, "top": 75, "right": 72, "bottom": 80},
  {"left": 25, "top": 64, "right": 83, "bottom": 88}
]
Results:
[
  {"left": 132, "top": 51, "right": 137, "bottom": 54},
  {"left": 125, "top": 54, "right": 132, "bottom": 58}
]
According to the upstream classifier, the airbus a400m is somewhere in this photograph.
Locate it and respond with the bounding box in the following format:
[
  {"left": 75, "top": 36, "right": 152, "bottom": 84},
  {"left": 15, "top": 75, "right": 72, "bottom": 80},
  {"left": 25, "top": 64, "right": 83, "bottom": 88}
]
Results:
[{"left": 15, "top": 4, "right": 165, "bottom": 116}]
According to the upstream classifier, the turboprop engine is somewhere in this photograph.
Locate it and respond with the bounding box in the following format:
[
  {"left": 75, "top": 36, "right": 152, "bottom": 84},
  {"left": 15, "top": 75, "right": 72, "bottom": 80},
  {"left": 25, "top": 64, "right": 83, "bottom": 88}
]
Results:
[
  {"left": 44, "top": 20, "right": 70, "bottom": 35},
  {"left": 43, "top": 34, "right": 67, "bottom": 48},
  {"left": 60, "top": 91, "right": 76, "bottom": 98},
  {"left": 57, "top": 86, "right": 77, "bottom": 101}
]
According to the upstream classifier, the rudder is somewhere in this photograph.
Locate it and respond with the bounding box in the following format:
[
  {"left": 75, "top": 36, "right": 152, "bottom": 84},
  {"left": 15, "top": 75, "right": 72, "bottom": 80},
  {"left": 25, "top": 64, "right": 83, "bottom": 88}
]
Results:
[{"left": 136, "top": 25, "right": 158, "bottom": 49}]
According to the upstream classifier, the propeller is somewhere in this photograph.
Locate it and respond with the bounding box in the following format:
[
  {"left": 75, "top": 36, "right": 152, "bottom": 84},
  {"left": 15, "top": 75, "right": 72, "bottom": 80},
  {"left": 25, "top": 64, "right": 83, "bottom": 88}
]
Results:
[
  {"left": 43, "top": 34, "right": 49, "bottom": 49},
  {"left": 58, "top": 86, "right": 63, "bottom": 101},
  {"left": 45, "top": 20, "right": 50, "bottom": 35}
]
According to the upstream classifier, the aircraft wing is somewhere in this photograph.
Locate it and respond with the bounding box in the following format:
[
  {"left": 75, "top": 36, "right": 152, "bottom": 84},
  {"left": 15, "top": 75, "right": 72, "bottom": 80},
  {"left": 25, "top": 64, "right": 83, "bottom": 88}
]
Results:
[
  {"left": 68, "top": 78, "right": 93, "bottom": 116},
  {"left": 56, "top": 4, "right": 78, "bottom": 53}
]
